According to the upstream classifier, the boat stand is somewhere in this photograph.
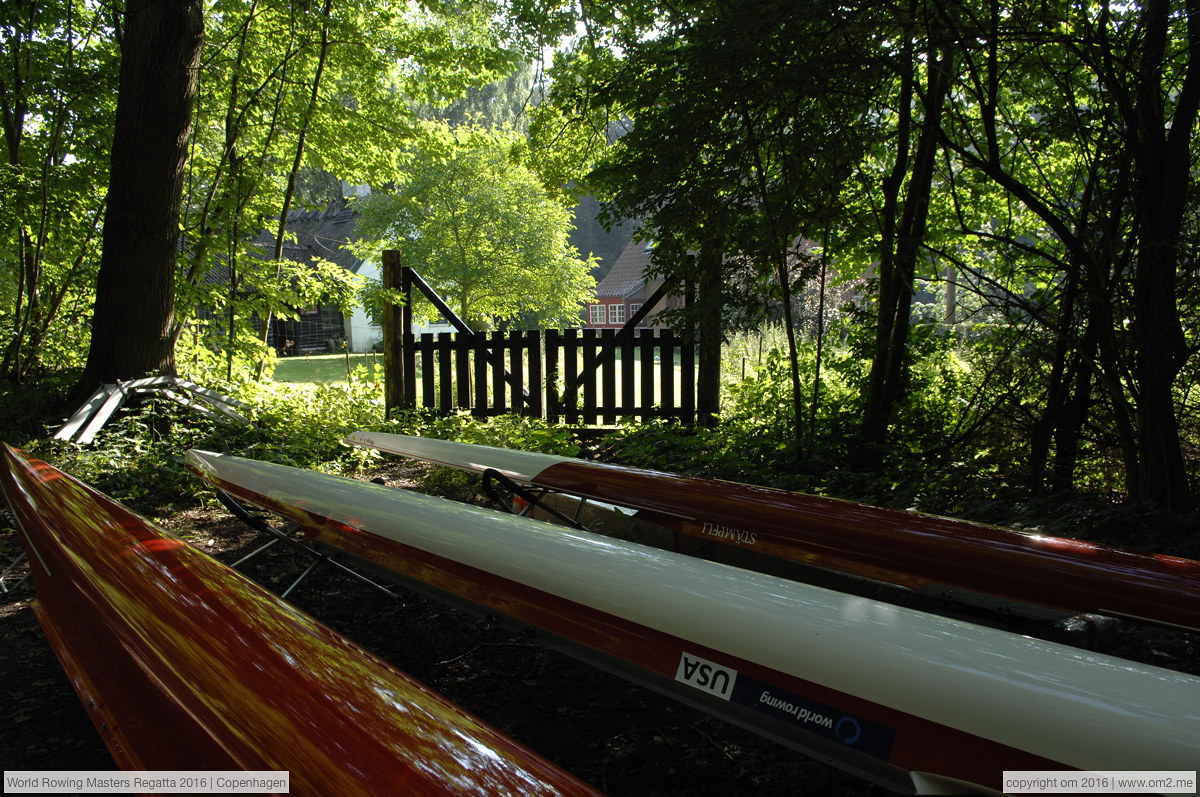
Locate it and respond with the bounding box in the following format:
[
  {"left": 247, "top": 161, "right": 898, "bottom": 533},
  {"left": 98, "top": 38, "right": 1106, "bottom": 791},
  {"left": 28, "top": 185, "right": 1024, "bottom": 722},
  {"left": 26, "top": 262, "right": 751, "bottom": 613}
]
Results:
[
  {"left": 481, "top": 468, "right": 586, "bottom": 530},
  {"left": 216, "top": 490, "right": 397, "bottom": 601},
  {"left": 0, "top": 551, "right": 28, "bottom": 593}
]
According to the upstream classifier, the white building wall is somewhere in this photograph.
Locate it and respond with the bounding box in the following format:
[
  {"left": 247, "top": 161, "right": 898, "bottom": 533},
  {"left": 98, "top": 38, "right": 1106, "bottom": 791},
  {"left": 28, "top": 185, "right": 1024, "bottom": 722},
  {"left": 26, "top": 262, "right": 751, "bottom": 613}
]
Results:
[
  {"left": 343, "top": 259, "right": 457, "bottom": 352},
  {"left": 344, "top": 260, "right": 383, "bottom": 353}
]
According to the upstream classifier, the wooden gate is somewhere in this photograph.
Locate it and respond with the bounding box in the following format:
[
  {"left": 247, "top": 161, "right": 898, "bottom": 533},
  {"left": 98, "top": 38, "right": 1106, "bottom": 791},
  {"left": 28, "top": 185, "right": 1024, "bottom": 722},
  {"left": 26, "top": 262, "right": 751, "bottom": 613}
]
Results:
[
  {"left": 403, "top": 327, "right": 695, "bottom": 425},
  {"left": 381, "top": 252, "right": 695, "bottom": 425}
]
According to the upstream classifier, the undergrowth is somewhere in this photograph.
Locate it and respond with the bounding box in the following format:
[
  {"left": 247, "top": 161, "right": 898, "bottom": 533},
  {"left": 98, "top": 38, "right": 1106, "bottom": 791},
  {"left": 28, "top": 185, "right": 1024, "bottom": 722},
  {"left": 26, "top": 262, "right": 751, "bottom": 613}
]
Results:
[
  {"left": 3, "top": 348, "right": 1197, "bottom": 558},
  {"left": 11, "top": 372, "right": 577, "bottom": 517}
]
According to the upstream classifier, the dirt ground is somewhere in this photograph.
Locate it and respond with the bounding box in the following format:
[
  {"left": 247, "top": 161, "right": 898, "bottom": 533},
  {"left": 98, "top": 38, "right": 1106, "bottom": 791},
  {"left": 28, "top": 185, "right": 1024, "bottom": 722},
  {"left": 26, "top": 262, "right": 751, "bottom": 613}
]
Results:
[{"left": 1, "top": 459, "right": 1196, "bottom": 794}]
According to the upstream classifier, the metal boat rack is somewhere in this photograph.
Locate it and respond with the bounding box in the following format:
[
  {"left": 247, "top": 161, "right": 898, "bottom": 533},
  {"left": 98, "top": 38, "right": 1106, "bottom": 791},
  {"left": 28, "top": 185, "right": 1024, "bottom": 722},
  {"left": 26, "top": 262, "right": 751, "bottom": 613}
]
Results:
[
  {"left": 481, "top": 467, "right": 587, "bottom": 530},
  {"left": 216, "top": 489, "right": 397, "bottom": 601}
]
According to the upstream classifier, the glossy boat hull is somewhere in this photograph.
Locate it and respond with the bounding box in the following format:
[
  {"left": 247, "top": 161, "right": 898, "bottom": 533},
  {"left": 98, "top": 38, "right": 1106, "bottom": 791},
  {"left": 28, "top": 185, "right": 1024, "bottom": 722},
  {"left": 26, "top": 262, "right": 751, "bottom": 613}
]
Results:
[
  {"left": 186, "top": 448, "right": 1200, "bottom": 796},
  {"left": 0, "top": 444, "right": 603, "bottom": 797},
  {"left": 344, "top": 432, "right": 1200, "bottom": 632}
]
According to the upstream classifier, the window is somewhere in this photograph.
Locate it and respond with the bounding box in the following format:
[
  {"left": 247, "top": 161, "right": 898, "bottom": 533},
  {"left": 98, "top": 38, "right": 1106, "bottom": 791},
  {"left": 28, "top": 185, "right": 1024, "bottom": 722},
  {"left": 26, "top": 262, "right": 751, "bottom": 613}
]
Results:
[
  {"left": 629, "top": 303, "right": 642, "bottom": 320},
  {"left": 608, "top": 303, "right": 626, "bottom": 325},
  {"left": 589, "top": 304, "right": 606, "bottom": 325}
]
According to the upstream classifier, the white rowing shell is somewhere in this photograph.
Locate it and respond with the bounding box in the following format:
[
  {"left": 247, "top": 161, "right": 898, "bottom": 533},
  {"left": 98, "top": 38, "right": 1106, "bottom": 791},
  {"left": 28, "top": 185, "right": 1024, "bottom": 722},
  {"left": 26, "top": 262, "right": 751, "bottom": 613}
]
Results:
[
  {"left": 186, "top": 449, "right": 1200, "bottom": 795},
  {"left": 343, "top": 431, "right": 1200, "bottom": 633}
]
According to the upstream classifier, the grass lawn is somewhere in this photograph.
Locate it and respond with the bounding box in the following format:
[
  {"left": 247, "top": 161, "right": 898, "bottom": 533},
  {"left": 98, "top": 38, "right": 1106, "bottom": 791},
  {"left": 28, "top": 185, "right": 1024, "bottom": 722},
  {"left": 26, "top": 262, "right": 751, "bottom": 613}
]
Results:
[{"left": 273, "top": 352, "right": 381, "bottom": 383}]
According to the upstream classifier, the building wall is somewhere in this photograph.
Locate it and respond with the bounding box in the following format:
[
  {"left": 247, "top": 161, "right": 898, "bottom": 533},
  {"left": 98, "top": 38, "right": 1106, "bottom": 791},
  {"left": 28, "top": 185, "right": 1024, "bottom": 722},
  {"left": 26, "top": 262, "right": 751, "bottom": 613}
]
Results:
[
  {"left": 343, "top": 259, "right": 457, "bottom": 351},
  {"left": 344, "top": 262, "right": 382, "bottom": 353},
  {"left": 584, "top": 283, "right": 680, "bottom": 330}
]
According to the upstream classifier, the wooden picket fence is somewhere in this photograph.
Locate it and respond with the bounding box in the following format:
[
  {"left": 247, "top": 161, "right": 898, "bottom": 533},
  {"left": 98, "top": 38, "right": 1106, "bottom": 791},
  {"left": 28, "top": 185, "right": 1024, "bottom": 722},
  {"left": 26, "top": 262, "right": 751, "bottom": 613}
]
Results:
[{"left": 401, "top": 327, "right": 696, "bottom": 425}]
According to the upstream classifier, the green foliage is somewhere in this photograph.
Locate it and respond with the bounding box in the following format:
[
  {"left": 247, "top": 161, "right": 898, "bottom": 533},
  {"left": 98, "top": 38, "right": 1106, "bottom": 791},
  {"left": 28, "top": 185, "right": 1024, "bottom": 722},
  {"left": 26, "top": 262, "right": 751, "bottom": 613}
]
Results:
[
  {"left": 606, "top": 311, "right": 1053, "bottom": 522},
  {"left": 273, "top": 352, "right": 381, "bottom": 383},
  {"left": 28, "top": 400, "right": 225, "bottom": 510},
  {"left": 353, "top": 122, "right": 596, "bottom": 330},
  {"left": 30, "top": 377, "right": 392, "bottom": 513},
  {"left": 0, "top": 372, "right": 80, "bottom": 445},
  {"left": 2, "top": 0, "right": 525, "bottom": 389},
  {"left": 357, "top": 282, "right": 408, "bottom": 327},
  {"left": 232, "top": 377, "right": 391, "bottom": 472},
  {"left": 606, "top": 402, "right": 1014, "bottom": 520},
  {"left": 175, "top": 327, "right": 276, "bottom": 386},
  {"left": 416, "top": 464, "right": 483, "bottom": 503},
  {"left": 10, "top": 0, "right": 1200, "bottom": 517},
  {"left": 0, "top": 0, "right": 117, "bottom": 382},
  {"left": 414, "top": 61, "right": 539, "bottom": 132},
  {"left": 412, "top": 410, "right": 579, "bottom": 457},
  {"left": 21, "top": 364, "right": 580, "bottom": 513},
  {"left": 175, "top": 0, "right": 518, "bottom": 367}
]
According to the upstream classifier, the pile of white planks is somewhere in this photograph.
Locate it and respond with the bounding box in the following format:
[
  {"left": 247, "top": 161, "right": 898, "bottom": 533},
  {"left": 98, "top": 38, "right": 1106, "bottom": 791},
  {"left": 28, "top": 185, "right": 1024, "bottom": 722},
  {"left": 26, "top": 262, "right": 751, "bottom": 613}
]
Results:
[{"left": 54, "top": 375, "right": 250, "bottom": 445}]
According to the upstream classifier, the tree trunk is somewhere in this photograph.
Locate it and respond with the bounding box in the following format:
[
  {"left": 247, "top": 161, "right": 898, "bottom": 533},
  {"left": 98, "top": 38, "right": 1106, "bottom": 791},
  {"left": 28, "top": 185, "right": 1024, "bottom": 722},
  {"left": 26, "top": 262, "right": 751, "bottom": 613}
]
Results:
[
  {"left": 861, "top": 41, "right": 952, "bottom": 446},
  {"left": 381, "top": 250, "right": 407, "bottom": 415},
  {"left": 1126, "top": 0, "right": 1199, "bottom": 507},
  {"left": 79, "top": 0, "right": 203, "bottom": 390},
  {"left": 1051, "top": 348, "right": 1093, "bottom": 492},
  {"left": 809, "top": 227, "right": 831, "bottom": 455},
  {"left": 1029, "top": 263, "right": 1083, "bottom": 491}
]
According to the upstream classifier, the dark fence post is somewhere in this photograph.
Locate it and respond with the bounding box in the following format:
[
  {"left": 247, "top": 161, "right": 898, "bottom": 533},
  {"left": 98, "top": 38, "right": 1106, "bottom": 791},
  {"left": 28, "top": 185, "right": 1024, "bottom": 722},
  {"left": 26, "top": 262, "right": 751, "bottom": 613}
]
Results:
[
  {"left": 401, "top": 267, "right": 415, "bottom": 410},
  {"left": 659, "top": 329, "right": 676, "bottom": 419},
  {"left": 455, "top": 332, "right": 471, "bottom": 411},
  {"left": 489, "top": 331, "right": 505, "bottom": 415},
  {"left": 382, "top": 250, "right": 405, "bottom": 417},
  {"left": 639, "top": 329, "right": 655, "bottom": 422},
  {"left": 527, "top": 330, "right": 543, "bottom": 418},
  {"left": 418, "top": 332, "right": 435, "bottom": 408},
  {"left": 563, "top": 329, "right": 579, "bottom": 426},
  {"left": 581, "top": 328, "right": 597, "bottom": 426},
  {"left": 680, "top": 332, "right": 696, "bottom": 425},
  {"left": 621, "top": 328, "right": 635, "bottom": 418},
  {"left": 545, "top": 329, "right": 561, "bottom": 423},
  {"left": 473, "top": 331, "right": 489, "bottom": 418},
  {"left": 437, "top": 332, "right": 453, "bottom": 412},
  {"left": 509, "top": 331, "right": 524, "bottom": 415},
  {"left": 601, "top": 328, "right": 617, "bottom": 425}
]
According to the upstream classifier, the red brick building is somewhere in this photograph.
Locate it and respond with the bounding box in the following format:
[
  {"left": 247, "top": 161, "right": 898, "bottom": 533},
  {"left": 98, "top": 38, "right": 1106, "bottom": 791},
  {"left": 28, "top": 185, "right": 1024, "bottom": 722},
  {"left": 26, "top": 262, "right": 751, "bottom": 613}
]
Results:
[{"left": 584, "top": 240, "right": 683, "bottom": 329}]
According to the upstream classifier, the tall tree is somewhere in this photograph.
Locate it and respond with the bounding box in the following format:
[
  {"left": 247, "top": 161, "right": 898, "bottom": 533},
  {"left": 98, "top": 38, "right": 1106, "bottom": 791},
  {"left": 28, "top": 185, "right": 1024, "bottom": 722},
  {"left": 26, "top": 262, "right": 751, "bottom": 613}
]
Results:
[
  {"left": 173, "top": 0, "right": 515, "bottom": 370},
  {"left": 354, "top": 123, "right": 595, "bottom": 330},
  {"left": 1127, "top": 0, "right": 1200, "bottom": 507},
  {"left": 938, "top": 0, "right": 1200, "bottom": 507},
  {"left": 1, "top": 0, "right": 117, "bottom": 383},
  {"left": 79, "top": 0, "right": 203, "bottom": 388},
  {"left": 578, "top": 1, "right": 880, "bottom": 442},
  {"left": 859, "top": 4, "right": 955, "bottom": 448}
]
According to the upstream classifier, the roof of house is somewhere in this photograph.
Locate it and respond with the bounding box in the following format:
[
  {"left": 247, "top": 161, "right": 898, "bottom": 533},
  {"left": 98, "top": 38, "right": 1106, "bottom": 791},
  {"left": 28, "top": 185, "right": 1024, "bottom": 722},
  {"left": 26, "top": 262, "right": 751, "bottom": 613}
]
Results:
[
  {"left": 250, "top": 197, "right": 362, "bottom": 270},
  {"left": 595, "top": 239, "right": 655, "bottom": 299}
]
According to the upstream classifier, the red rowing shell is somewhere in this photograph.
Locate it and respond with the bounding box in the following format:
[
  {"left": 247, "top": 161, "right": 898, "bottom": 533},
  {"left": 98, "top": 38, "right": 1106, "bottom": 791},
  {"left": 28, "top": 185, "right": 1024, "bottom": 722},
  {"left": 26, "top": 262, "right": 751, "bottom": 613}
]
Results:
[{"left": 0, "top": 444, "right": 604, "bottom": 797}]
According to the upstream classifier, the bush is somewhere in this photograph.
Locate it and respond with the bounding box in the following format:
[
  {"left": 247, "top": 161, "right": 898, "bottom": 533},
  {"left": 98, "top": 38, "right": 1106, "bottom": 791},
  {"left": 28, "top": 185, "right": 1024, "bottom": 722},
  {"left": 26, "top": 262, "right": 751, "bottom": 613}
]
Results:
[{"left": 23, "top": 365, "right": 582, "bottom": 514}]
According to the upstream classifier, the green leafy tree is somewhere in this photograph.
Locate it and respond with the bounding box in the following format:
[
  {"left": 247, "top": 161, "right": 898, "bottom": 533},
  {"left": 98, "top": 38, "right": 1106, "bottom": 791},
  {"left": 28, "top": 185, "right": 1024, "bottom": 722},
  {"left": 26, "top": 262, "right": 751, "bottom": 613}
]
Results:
[
  {"left": 354, "top": 123, "right": 595, "bottom": 331},
  {"left": 2, "top": 0, "right": 521, "bottom": 386},
  {"left": 548, "top": 1, "right": 881, "bottom": 438},
  {"left": 933, "top": 0, "right": 1200, "bottom": 506},
  {"left": 416, "top": 60, "right": 539, "bottom": 131},
  {"left": 172, "top": 0, "right": 517, "bottom": 374},
  {"left": 1, "top": 0, "right": 119, "bottom": 383},
  {"left": 858, "top": 2, "right": 955, "bottom": 450}
]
